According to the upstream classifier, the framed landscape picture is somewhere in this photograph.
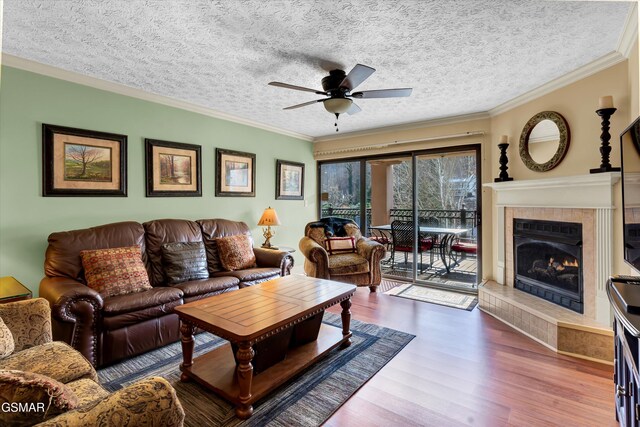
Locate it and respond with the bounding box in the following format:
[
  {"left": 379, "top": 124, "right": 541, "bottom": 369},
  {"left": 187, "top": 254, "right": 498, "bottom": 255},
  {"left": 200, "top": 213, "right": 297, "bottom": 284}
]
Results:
[
  {"left": 276, "top": 159, "right": 304, "bottom": 200},
  {"left": 215, "top": 148, "right": 255, "bottom": 197},
  {"left": 145, "top": 139, "right": 202, "bottom": 197},
  {"left": 42, "top": 124, "right": 127, "bottom": 196}
]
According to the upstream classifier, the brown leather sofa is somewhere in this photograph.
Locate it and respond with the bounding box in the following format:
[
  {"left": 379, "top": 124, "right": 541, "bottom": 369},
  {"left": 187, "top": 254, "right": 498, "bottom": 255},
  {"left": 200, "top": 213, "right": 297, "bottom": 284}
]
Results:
[{"left": 39, "top": 218, "right": 294, "bottom": 367}]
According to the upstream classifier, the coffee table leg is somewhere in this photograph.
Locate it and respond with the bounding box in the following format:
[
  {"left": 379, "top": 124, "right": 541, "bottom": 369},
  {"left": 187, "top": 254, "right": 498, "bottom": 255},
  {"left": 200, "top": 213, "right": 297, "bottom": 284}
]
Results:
[
  {"left": 179, "top": 321, "right": 195, "bottom": 382},
  {"left": 340, "top": 298, "right": 352, "bottom": 348},
  {"left": 235, "top": 342, "right": 255, "bottom": 419}
]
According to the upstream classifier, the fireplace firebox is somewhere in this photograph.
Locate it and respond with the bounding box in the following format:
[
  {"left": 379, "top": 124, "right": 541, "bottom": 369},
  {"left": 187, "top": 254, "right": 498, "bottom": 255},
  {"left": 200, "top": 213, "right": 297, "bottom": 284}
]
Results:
[{"left": 513, "top": 219, "right": 583, "bottom": 313}]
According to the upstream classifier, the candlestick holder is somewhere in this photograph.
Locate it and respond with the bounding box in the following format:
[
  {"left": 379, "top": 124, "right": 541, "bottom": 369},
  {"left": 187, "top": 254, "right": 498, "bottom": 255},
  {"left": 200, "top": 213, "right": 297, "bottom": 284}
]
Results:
[
  {"left": 494, "top": 143, "right": 513, "bottom": 182},
  {"left": 590, "top": 107, "right": 621, "bottom": 173}
]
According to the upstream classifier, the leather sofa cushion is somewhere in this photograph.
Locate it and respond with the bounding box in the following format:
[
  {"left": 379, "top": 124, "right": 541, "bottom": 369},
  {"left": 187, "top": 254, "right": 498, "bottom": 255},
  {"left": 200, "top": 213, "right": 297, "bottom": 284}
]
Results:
[
  {"left": 45, "top": 221, "right": 146, "bottom": 282},
  {"left": 143, "top": 219, "right": 203, "bottom": 286},
  {"left": 197, "top": 219, "right": 252, "bottom": 274},
  {"left": 172, "top": 277, "right": 239, "bottom": 298},
  {"left": 211, "top": 267, "right": 280, "bottom": 283},
  {"left": 102, "top": 300, "right": 182, "bottom": 331},
  {"left": 80, "top": 246, "right": 152, "bottom": 298},
  {"left": 103, "top": 287, "right": 183, "bottom": 316},
  {"left": 328, "top": 253, "right": 370, "bottom": 276},
  {"left": 216, "top": 235, "right": 256, "bottom": 271},
  {"left": 161, "top": 241, "right": 208, "bottom": 284}
]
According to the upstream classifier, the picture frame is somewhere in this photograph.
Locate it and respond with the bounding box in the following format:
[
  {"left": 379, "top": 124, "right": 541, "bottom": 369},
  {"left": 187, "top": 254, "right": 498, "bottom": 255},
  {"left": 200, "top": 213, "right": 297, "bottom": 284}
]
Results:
[
  {"left": 42, "top": 124, "right": 127, "bottom": 197},
  {"left": 145, "top": 139, "right": 202, "bottom": 197},
  {"left": 276, "top": 159, "right": 304, "bottom": 200},
  {"left": 215, "top": 148, "right": 255, "bottom": 197}
]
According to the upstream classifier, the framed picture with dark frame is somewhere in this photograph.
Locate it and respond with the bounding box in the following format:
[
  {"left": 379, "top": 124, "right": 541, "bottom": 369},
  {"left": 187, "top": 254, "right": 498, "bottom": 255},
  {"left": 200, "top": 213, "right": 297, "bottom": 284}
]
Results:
[
  {"left": 42, "top": 124, "right": 127, "bottom": 197},
  {"left": 276, "top": 159, "right": 304, "bottom": 200},
  {"left": 145, "top": 138, "right": 202, "bottom": 197},
  {"left": 215, "top": 148, "right": 255, "bottom": 197}
]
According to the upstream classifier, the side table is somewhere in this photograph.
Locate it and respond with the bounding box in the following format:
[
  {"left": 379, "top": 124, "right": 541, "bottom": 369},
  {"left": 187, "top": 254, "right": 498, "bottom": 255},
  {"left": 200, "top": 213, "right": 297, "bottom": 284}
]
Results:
[{"left": 0, "top": 276, "right": 32, "bottom": 304}]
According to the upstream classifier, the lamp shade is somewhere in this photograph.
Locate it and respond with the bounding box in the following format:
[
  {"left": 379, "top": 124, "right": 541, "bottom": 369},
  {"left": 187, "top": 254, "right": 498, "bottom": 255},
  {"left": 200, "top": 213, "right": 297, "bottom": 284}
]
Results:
[
  {"left": 258, "top": 207, "right": 281, "bottom": 226},
  {"left": 323, "top": 98, "right": 352, "bottom": 114}
]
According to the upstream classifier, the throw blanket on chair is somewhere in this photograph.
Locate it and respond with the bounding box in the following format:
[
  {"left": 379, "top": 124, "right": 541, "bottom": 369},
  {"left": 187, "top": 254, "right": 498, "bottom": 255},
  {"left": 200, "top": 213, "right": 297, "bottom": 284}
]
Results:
[{"left": 308, "top": 217, "right": 355, "bottom": 237}]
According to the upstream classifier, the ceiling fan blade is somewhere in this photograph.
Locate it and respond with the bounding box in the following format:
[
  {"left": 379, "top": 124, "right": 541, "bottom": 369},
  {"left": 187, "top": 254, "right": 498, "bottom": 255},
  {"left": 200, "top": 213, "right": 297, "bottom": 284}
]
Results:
[
  {"left": 340, "top": 64, "right": 376, "bottom": 91},
  {"left": 351, "top": 88, "right": 413, "bottom": 99},
  {"left": 283, "top": 99, "right": 323, "bottom": 110},
  {"left": 346, "top": 102, "right": 361, "bottom": 115},
  {"left": 268, "top": 81, "right": 326, "bottom": 95}
]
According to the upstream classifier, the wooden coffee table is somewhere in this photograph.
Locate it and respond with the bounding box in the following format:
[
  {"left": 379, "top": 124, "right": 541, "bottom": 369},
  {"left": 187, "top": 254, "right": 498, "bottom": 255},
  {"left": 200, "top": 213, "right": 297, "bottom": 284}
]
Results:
[{"left": 175, "top": 275, "right": 356, "bottom": 419}]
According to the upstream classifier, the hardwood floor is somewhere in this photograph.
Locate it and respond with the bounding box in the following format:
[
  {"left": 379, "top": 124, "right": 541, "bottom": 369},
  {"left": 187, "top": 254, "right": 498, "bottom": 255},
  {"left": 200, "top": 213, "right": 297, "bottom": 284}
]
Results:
[{"left": 325, "top": 287, "right": 616, "bottom": 427}]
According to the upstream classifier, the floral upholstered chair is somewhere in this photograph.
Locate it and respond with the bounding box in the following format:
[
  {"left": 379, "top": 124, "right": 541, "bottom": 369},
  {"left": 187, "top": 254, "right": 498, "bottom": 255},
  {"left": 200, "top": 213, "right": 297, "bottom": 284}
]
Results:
[
  {"left": 299, "top": 217, "right": 386, "bottom": 292},
  {"left": 0, "top": 298, "right": 184, "bottom": 426}
]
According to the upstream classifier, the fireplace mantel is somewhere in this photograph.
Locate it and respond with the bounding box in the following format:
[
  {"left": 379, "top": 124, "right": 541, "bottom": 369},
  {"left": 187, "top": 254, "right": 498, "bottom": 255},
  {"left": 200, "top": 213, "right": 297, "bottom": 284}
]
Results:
[
  {"left": 484, "top": 172, "right": 620, "bottom": 209},
  {"left": 484, "top": 172, "right": 620, "bottom": 325}
]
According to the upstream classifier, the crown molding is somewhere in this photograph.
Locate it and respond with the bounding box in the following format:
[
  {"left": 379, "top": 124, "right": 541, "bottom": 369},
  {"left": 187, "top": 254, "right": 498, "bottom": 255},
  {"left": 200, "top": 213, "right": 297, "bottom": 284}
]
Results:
[
  {"left": 616, "top": 2, "right": 638, "bottom": 58},
  {"left": 1, "top": 53, "right": 314, "bottom": 142},
  {"left": 489, "top": 51, "right": 627, "bottom": 117},
  {"left": 313, "top": 111, "right": 490, "bottom": 143}
]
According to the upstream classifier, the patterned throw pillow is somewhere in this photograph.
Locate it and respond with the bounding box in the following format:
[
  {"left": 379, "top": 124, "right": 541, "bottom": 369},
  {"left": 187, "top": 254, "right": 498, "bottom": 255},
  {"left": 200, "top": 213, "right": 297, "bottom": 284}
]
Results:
[
  {"left": 80, "top": 246, "right": 152, "bottom": 298},
  {"left": 161, "top": 241, "right": 209, "bottom": 284},
  {"left": 216, "top": 235, "right": 256, "bottom": 271},
  {"left": 0, "top": 318, "right": 14, "bottom": 359},
  {"left": 0, "top": 369, "right": 79, "bottom": 426},
  {"left": 325, "top": 236, "right": 357, "bottom": 255}
]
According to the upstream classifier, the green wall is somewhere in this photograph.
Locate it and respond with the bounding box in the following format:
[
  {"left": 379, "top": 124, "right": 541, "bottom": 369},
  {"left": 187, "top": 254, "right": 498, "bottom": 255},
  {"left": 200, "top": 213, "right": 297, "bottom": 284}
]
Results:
[{"left": 0, "top": 66, "right": 317, "bottom": 295}]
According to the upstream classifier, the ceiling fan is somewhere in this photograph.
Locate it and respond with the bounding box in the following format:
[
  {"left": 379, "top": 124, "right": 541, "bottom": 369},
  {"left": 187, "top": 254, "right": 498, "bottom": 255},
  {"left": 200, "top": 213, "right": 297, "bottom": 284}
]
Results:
[{"left": 268, "top": 64, "right": 412, "bottom": 131}]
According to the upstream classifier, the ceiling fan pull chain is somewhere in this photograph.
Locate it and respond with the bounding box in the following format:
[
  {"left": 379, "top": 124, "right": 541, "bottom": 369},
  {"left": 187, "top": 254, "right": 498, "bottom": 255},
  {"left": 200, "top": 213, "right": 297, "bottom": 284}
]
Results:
[{"left": 335, "top": 113, "right": 339, "bottom": 132}]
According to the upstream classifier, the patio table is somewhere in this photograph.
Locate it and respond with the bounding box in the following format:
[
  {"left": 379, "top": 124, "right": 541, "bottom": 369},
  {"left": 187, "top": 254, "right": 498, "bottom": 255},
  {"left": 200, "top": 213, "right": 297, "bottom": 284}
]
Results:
[{"left": 371, "top": 224, "right": 469, "bottom": 274}]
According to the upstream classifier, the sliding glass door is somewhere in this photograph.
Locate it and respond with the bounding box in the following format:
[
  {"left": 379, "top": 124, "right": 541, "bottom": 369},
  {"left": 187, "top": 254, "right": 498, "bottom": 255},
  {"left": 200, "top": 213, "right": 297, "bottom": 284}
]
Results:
[{"left": 318, "top": 145, "right": 481, "bottom": 290}]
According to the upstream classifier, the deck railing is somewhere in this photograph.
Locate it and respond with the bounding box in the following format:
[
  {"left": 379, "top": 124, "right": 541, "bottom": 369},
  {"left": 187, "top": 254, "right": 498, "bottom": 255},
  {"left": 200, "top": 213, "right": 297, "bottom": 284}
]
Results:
[{"left": 320, "top": 207, "right": 478, "bottom": 239}]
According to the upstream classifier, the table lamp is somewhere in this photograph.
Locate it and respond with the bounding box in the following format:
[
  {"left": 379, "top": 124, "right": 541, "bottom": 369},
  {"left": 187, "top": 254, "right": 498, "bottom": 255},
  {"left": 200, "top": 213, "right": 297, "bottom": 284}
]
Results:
[{"left": 258, "top": 207, "right": 281, "bottom": 249}]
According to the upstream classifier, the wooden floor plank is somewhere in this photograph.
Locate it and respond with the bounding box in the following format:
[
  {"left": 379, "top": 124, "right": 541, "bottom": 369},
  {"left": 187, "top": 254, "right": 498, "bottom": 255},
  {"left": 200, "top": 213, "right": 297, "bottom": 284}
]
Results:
[{"left": 326, "top": 286, "right": 616, "bottom": 426}]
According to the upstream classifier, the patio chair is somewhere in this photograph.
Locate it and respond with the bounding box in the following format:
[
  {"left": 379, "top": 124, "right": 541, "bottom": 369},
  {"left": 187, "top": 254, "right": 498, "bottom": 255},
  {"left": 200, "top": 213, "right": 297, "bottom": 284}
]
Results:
[
  {"left": 450, "top": 238, "right": 478, "bottom": 266},
  {"left": 369, "top": 227, "right": 391, "bottom": 264},
  {"left": 390, "top": 220, "right": 434, "bottom": 273}
]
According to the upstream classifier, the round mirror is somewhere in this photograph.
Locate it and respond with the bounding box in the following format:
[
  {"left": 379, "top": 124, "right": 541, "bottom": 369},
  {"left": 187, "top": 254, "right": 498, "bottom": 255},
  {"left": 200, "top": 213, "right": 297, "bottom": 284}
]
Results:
[{"left": 519, "top": 111, "right": 570, "bottom": 172}]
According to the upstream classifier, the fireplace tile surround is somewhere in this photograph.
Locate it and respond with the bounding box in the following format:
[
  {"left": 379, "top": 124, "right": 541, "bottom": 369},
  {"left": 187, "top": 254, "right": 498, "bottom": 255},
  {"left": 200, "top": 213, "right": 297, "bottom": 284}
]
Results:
[{"left": 483, "top": 173, "right": 620, "bottom": 363}]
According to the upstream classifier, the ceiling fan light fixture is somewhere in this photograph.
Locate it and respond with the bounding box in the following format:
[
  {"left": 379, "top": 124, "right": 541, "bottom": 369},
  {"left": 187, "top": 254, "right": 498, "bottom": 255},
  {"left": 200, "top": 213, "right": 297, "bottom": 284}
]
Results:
[{"left": 323, "top": 98, "right": 352, "bottom": 114}]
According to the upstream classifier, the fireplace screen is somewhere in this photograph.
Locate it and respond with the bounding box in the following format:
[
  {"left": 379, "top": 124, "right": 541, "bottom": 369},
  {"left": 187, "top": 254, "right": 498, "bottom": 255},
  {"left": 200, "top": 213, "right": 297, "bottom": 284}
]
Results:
[{"left": 513, "top": 219, "right": 583, "bottom": 313}]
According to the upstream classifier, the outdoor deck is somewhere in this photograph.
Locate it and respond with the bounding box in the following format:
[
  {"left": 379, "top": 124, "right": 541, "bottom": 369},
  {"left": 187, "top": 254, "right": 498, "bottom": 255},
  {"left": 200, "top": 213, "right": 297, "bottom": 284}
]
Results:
[{"left": 381, "top": 251, "right": 477, "bottom": 290}]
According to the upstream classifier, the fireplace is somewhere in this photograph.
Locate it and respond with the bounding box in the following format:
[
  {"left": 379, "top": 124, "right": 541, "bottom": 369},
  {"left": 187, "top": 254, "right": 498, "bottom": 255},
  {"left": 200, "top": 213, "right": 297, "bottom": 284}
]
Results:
[{"left": 513, "top": 219, "right": 583, "bottom": 313}]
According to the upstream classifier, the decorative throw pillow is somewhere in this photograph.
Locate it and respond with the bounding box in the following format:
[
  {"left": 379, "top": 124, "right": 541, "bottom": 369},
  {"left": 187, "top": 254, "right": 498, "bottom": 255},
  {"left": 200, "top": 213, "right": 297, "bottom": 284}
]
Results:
[
  {"left": 80, "top": 246, "right": 152, "bottom": 298},
  {"left": 161, "top": 241, "right": 209, "bottom": 284},
  {"left": 0, "top": 318, "right": 14, "bottom": 359},
  {"left": 325, "top": 236, "right": 357, "bottom": 255},
  {"left": 216, "top": 235, "right": 256, "bottom": 271},
  {"left": 0, "top": 369, "right": 79, "bottom": 426}
]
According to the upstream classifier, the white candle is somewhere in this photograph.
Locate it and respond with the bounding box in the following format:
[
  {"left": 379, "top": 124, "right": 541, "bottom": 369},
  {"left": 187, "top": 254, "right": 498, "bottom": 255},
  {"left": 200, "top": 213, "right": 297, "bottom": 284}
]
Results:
[
  {"left": 599, "top": 95, "right": 614, "bottom": 109},
  {"left": 499, "top": 135, "right": 508, "bottom": 144}
]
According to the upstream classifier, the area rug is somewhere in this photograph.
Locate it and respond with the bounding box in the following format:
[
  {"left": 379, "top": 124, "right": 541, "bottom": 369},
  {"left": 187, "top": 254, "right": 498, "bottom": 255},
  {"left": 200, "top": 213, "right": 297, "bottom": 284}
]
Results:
[
  {"left": 385, "top": 283, "right": 478, "bottom": 311},
  {"left": 98, "top": 313, "right": 414, "bottom": 427}
]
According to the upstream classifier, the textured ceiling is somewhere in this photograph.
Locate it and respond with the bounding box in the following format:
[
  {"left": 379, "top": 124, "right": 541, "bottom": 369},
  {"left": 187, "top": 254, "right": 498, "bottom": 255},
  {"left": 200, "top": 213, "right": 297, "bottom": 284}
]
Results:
[{"left": 1, "top": 0, "right": 633, "bottom": 139}]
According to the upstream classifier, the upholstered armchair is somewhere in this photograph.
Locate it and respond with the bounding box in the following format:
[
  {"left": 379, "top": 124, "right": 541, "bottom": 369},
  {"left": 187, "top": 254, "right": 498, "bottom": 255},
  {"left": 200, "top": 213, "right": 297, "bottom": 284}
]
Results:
[
  {"left": 299, "top": 217, "right": 386, "bottom": 292},
  {"left": 0, "top": 298, "right": 184, "bottom": 427}
]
